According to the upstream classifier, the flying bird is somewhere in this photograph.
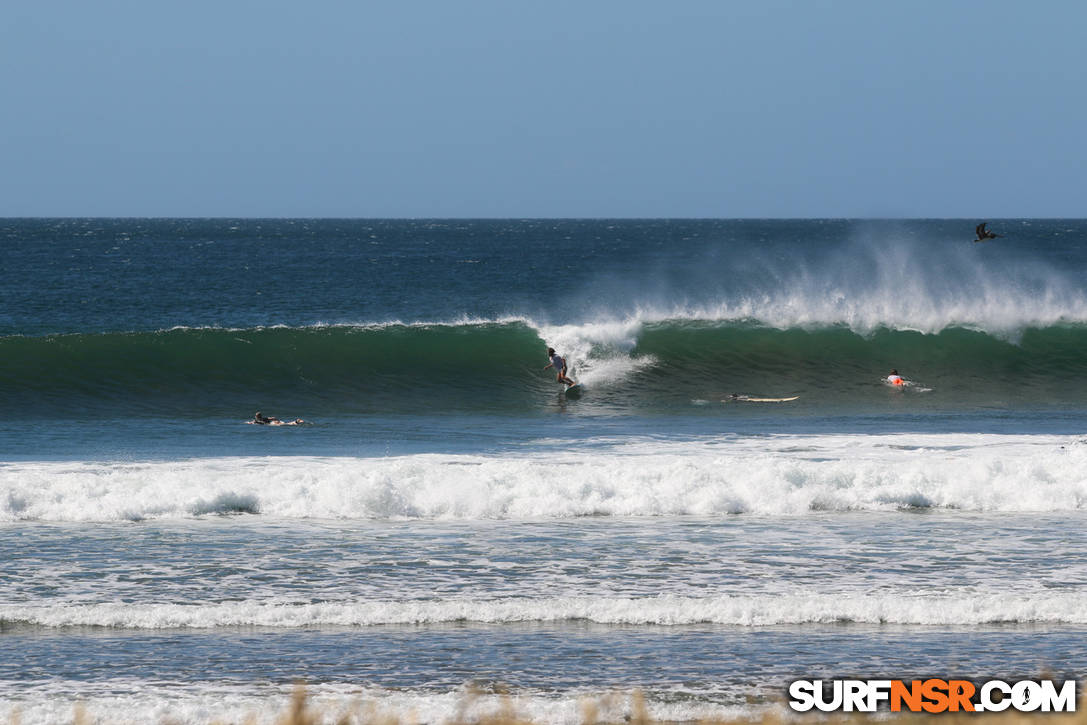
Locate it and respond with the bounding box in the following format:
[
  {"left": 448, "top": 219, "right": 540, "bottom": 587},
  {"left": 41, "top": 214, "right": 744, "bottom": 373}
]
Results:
[{"left": 974, "top": 222, "right": 1002, "bottom": 242}]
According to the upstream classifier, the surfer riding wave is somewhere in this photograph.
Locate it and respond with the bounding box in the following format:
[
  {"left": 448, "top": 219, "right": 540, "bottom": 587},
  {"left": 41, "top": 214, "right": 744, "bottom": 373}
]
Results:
[{"left": 543, "top": 348, "right": 577, "bottom": 388}]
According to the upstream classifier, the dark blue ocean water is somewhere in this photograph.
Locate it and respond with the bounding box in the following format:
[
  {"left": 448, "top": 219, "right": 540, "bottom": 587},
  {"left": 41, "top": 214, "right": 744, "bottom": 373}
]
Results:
[
  {"left": 4, "top": 218, "right": 1087, "bottom": 451},
  {"left": 2, "top": 219, "right": 1086, "bottom": 723}
]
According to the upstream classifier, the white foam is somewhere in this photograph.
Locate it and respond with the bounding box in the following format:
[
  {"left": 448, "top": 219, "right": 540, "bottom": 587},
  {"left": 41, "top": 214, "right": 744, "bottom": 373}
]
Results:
[
  {"left": 537, "top": 318, "right": 656, "bottom": 387},
  {"left": 5, "top": 591, "right": 1087, "bottom": 629},
  {"left": 0, "top": 682, "right": 760, "bottom": 725},
  {"left": 3, "top": 434, "right": 1086, "bottom": 522}
]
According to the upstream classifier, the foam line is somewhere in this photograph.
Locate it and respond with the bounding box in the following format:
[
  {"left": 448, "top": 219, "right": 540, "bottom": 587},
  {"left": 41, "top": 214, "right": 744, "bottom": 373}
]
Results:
[
  {"left": 0, "top": 682, "right": 760, "bottom": 725},
  {"left": 6, "top": 592, "right": 1086, "bottom": 628},
  {"left": 3, "top": 435, "right": 1086, "bottom": 521}
]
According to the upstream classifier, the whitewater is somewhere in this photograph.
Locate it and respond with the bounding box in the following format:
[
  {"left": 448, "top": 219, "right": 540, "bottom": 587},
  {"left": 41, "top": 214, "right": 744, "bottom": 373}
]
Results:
[{"left": 4, "top": 434, "right": 1087, "bottom": 521}]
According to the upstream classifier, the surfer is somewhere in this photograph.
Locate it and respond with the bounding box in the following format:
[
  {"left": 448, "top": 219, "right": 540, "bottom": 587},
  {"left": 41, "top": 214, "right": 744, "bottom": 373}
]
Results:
[
  {"left": 250, "top": 412, "right": 305, "bottom": 426},
  {"left": 543, "top": 348, "right": 577, "bottom": 387},
  {"left": 974, "top": 222, "right": 1002, "bottom": 242},
  {"left": 886, "top": 370, "right": 905, "bottom": 387}
]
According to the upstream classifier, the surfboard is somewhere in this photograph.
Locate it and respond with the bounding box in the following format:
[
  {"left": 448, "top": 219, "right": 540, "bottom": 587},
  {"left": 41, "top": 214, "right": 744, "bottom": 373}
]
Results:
[
  {"left": 564, "top": 384, "right": 582, "bottom": 397},
  {"left": 723, "top": 395, "right": 798, "bottom": 403}
]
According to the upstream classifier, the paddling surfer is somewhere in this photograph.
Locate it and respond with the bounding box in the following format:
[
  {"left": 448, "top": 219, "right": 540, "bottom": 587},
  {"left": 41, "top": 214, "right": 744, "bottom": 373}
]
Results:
[{"left": 250, "top": 412, "right": 305, "bottom": 426}]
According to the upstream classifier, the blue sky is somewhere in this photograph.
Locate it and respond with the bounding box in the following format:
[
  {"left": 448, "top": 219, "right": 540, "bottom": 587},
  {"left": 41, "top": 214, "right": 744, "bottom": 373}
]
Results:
[{"left": 2, "top": 1, "right": 1084, "bottom": 217}]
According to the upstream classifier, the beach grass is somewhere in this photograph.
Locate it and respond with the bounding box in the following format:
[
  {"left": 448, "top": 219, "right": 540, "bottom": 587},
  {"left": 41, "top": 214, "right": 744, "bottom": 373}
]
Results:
[
  {"left": 11, "top": 685, "right": 1085, "bottom": 725},
  {"left": 264, "top": 686, "right": 1087, "bottom": 725}
]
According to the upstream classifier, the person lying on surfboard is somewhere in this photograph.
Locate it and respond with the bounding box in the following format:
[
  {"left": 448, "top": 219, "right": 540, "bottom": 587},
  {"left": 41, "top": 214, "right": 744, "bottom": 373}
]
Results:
[
  {"left": 250, "top": 411, "right": 305, "bottom": 426},
  {"left": 886, "top": 370, "right": 906, "bottom": 387},
  {"left": 543, "top": 348, "right": 577, "bottom": 388}
]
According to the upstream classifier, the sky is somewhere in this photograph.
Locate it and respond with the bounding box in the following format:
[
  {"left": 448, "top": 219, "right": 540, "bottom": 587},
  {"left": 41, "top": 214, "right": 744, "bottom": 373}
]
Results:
[{"left": 1, "top": 1, "right": 1085, "bottom": 218}]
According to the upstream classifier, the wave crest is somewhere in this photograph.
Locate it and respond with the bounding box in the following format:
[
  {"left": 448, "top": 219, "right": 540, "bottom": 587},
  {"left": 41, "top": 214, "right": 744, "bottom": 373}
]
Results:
[
  {"left": 6, "top": 317, "right": 1087, "bottom": 415},
  {"left": 6, "top": 592, "right": 1086, "bottom": 628}
]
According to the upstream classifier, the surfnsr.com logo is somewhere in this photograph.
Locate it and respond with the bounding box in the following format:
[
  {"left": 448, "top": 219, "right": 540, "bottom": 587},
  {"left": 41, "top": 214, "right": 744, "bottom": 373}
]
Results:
[{"left": 788, "top": 679, "right": 1077, "bottom": 713}]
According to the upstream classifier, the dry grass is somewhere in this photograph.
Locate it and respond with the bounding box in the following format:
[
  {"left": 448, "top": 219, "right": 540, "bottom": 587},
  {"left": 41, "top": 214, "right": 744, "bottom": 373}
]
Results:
[
  {"left": 260, "top": 686, "right": 1087, "bottom": 725},
  {"left": 10, "top": 685, "right": 1086, "bottom": 725}
]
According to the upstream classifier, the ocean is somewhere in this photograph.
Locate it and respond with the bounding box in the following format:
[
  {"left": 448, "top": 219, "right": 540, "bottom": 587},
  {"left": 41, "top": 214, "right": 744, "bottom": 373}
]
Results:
[{"left": 1, "top": 218, "right": 1085, "bottom": 723}]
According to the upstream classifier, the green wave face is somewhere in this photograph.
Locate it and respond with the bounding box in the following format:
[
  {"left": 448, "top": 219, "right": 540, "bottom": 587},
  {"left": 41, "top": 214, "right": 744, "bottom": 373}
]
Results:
[
  {"left": 628, "top": 322, "right": 1087, "bottom": 403},
  {"left": 1, "top": 323, "right": 549, "bottom": 417},
  {"left": 5, "top": 321, "right": 1087, "bottom": 417}
]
